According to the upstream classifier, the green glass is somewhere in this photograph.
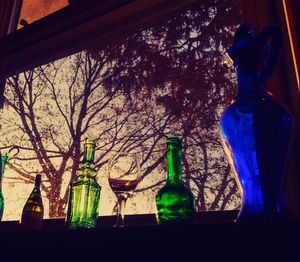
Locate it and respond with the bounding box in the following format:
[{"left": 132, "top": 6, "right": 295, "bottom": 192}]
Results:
[
  {"left": 156, "top": 137, "right": 195, "bottom": 225},
  {"left": 0, "top": 153, "right": 8, "bottom": 221},
  {"left": 66, "top": 139, "right": 101, "bottom": 229}
]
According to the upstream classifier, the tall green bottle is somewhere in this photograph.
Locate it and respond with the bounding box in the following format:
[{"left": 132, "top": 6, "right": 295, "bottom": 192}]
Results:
[
  {"left": 66, "top": 138, "right": 101, "bottom": 229},
  {"left": 0, "top": 153, "right": 8, "bottom": 221},
  {"left": 156, "top": 137, "right": 195, "bottom": 224}
]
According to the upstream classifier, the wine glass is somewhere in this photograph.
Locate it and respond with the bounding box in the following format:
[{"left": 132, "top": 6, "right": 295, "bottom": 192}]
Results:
[{"left": 108, "top": 152, "right": 141, "bottom": 227}]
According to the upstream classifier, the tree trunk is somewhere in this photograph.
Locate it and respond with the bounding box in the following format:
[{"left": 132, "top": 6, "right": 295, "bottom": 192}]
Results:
[
  {"left": 47, "top": 177, "right": 67, "bottom": 218},
  {"left": 48, "top": 196, "right": 67, "bottom": 218}
]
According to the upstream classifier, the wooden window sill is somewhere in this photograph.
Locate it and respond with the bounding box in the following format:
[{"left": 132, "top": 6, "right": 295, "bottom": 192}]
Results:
[
  {"left": 0, "top": 210, "right": 239, "bottom": 232},
  {"left": 0, "top": 211, "right": 299, "bottom": 261}
]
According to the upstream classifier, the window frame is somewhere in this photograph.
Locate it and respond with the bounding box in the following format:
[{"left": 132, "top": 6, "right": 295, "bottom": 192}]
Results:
[
  {"left": 0, "top": 0, "right": 199, "bottom": 109},
  {"left": 0, "top": 0, "right": 299, "bottom": 219},
  {"left": 0, "top": 0, "right": 198, "bottom": 78}
]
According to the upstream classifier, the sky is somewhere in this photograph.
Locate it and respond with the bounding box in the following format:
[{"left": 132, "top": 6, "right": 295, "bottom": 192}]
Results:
[{"left": 18, "top": 0, "right": 68, "bottom": 27}]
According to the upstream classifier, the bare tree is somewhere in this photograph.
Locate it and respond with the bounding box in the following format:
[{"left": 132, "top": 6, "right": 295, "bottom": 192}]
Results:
[
  {"left": 103, "top": 0, "right": 242, "bottom": 210},
  {"left": 2, "top": 52, "right": 176, "bottom": 217},
  {"left": 1, "top": 0, "right": 242, "bottom": 218}
]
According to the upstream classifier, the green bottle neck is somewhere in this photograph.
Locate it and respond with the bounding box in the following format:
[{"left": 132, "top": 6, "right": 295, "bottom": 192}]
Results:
[
  {"left": 83, "top": 143, "right": 95, "bottom": 163},
  {"left": 0, "top": 154, "right": 8, "bottom": 188},
  {"left": 167, "top": 144, "right": 182, "bottom": 185}
]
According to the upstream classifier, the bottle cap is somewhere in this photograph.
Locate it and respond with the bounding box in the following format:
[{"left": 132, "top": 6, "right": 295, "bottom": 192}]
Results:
[
  {"left": 166, "top": 137, "right": 182, "bottom": 149},
  {"left": 84, "top": 138, "right": 96, "bottom": 147},
  {"left": 35, "top": 174, "right": 42, "bottom": 185}
]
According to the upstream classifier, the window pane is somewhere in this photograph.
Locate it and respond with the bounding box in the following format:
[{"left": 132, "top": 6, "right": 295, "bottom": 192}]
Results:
[
  {"left": 1, "top": 0, "right": 242, "bottom": 220},
  {"left": 18, "top": 0, "right": 69, "bottom": 28}
]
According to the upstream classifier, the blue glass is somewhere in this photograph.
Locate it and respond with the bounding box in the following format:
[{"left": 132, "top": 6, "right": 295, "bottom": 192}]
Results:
[
  {"left": 220, "top": 23, "right": 293, "bottom": 220},
  {"left": 220, "top": 90, "right": 292, "bottom": 219}
]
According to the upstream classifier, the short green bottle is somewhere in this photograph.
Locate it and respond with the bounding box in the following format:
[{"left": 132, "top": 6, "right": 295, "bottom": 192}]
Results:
[
  {"left": 20, "top": 174, "right": 44, "bottom": 230},
  {"left": 66, "top": 139, "right": 101, "bottom": 229},
  {"left": 156, "top": 137, "right": 195, "bottom": 224}
]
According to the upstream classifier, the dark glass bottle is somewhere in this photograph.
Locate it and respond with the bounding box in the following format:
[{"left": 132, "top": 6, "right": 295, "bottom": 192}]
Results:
[
  {"left": 20, "top": 174, "right": 44, "bottom": 230},
  {"left": 220, "top": 24, "right": 293, "bottom": 220},
  {"left": 66, "top": 139, "right": 101, "bottom": 229},
  {"left": 156, "top": 137, "right": 195, "bottom": 224},
  {"left": 0, "top": 153, "right": 8, "bottom": 221}
]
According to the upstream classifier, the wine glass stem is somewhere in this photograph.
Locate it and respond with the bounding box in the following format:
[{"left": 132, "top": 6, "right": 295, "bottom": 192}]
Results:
[{"left": 115, "top": 195, "right": 127, "bottom": 227}]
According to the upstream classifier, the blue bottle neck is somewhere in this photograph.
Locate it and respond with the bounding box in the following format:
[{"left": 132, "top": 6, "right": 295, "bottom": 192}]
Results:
[{"left": 236, "top": 66, "right": 265, "bottom": 96}]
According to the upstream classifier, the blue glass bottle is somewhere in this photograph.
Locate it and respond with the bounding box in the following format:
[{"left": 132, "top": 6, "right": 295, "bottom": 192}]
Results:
[{"left": 220, "top": 24, "right": 293, "bottom": 220}]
